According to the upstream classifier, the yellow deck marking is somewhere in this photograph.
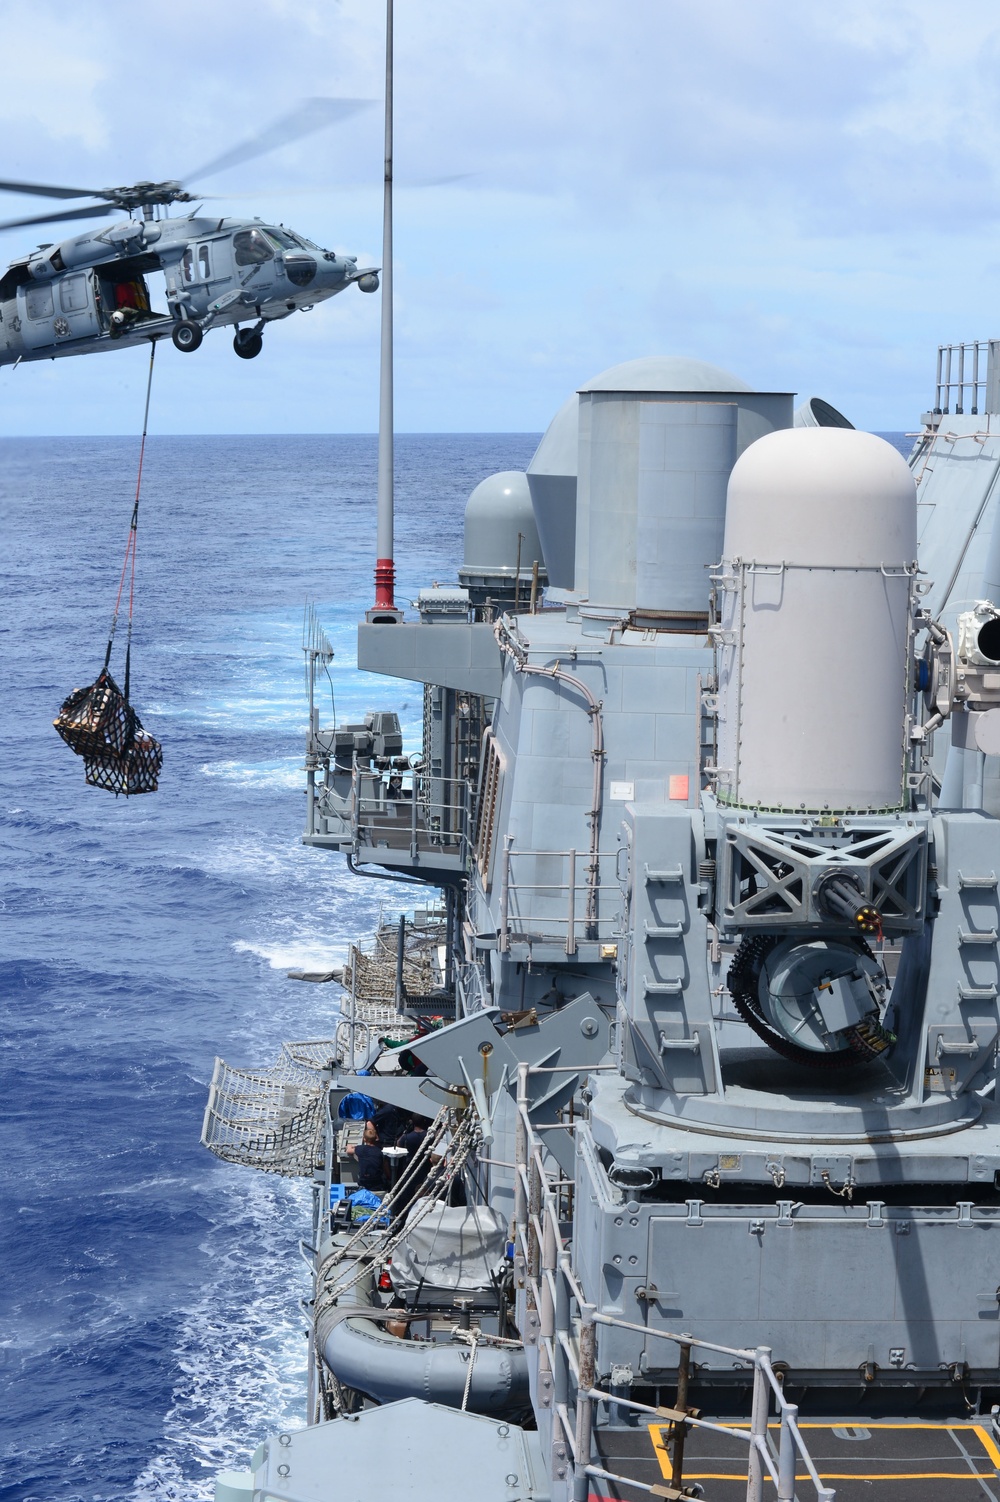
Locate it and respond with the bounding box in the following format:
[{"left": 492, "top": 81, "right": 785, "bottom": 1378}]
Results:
[
  {"left": 976, "top": 1425, "right": 1000, "bottom": 1470},
  {"left": 676, "top": 1474, "right": 997, "bottom": 1483},
  {"left": 647, "top": 1420, "right": 1000, "bottom": 1484},
  {"left": 648, "top": 1423, "right": 672, "bottom": 1479},
  {"left": 729, "top": 1421, "right": 997, "bottom": 1430}
]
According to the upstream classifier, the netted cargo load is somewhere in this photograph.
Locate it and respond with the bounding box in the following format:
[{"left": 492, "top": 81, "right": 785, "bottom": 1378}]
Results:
[
  {"left": 201, "top": 1040, "right": 338, "bottom": 1176},
  {"left": 84, "top": 727, "right": 163, "bottom": 796},
  {"left": 54, "top": 669, "right": 132, "bottom": 757},
  {"left": 55, "top": 670, "right": 163, "bottom": 796}
]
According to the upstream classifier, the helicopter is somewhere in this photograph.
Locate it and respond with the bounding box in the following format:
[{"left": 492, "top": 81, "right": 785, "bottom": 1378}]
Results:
[{"left": 0, "top": 99, "right": 379, "bottom": 365}]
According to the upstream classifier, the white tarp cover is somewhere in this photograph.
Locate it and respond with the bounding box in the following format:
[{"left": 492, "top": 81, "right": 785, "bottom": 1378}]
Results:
[{"left": 391, "top": 1201, "right": 507, "bottom": 1296}]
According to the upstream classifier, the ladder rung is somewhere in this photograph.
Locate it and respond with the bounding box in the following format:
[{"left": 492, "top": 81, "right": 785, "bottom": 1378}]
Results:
[
  {"left": 644, "top": 864, "right": 684, "bottom": 883},
  {"left": 958, "top": 871, "right": 998, "bottom": 889},
  {"left": 936, "top": 1036, "right": 981, "bottom": 1057},
  {"left": 645, "top": 979, "right": 684, "bottom": 995},
  {"left": 645, "top": 922, "right": 683, "bottom": 940},
  {"left": 660, "top": 1032, "right": 701, "bottom": 1052},
  {"left": 958, "top": 928, "right": 998, "bottom": 945}
]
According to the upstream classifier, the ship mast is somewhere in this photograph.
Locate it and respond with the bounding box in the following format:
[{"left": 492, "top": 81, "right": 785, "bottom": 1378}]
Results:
[{"left": 369, "top": 0, "right": 400, "bottom": 622}]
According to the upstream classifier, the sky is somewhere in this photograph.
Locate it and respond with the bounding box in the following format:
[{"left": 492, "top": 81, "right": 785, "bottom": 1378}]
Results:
[{"left": 0, "top": 0, "right": 999, "bottom": 435}]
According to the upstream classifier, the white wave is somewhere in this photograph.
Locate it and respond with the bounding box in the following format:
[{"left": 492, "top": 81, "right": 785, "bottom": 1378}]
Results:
[
  {"left": 198, "top": 834, "right": 311, "bottom": 882},
  {"left": 97, "top": 1175, "right": 189, "bottom": 1198},
  {"left": 129, "top": 1173, "right": 313, "bottom": 1501},
  {"left": 200, "top": 759, "right": 304, "bottom": 791},
  {"left": 163, "top": 698, "right": 309, "bottom": 733},
  {"left": 232, "top": 937, "right": 349, "bottom": 974}
]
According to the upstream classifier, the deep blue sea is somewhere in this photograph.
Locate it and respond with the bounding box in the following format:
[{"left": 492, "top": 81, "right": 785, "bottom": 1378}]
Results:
[
  {"left": 0, "top": 433, "right": 538, "bottom": 1501},
  {"left": 1, "top": 425, "right": 908, "bottom": 1500}
]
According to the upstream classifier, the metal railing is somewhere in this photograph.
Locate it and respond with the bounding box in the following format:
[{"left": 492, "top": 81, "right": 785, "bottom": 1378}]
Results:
[
  {"left": 352, "top": 766, "right": 470, "bottom": 856},
  {"left": 512, "top": 1061, "right": 835, "bottom": 1502},
  {"left": 455, "top": 959, "right": 492, "bottom": 1016},
  {"left": 314, "top": 765, "right": 472, "bottom": 865},
  {"left": 499, "top": 846, "right": 621, "bottom": 954},
  {"left": 934, "top": 340, "right": 997, "bottom": 415}
]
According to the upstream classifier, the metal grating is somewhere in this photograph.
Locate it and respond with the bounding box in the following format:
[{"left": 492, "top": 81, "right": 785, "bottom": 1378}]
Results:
[{"left": 474, "top": 732, "right": 503, "bottom": 880}]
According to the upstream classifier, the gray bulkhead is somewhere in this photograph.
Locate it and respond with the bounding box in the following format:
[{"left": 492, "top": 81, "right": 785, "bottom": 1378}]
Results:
[
  {"left": 568, "top": 412, "right": 1000, "bottom": 1391},
  {"left": 332, "top": 347, "right": 1000, "bottom": 1403},
  {"left": 911, "top": 389, "right": 1000, "bottom": 816}
]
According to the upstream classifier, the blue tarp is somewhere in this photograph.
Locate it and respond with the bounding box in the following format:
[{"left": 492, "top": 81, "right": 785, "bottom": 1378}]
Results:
[
  {"left": 349, "top": 1188, "right": 384, "bottom": 1210},
  {"left": 349, "top": 1187, "right": 390, "bottom": 1226},
  {"left": 338, "top": 1091, "right": 376, "bottom": 1121}
]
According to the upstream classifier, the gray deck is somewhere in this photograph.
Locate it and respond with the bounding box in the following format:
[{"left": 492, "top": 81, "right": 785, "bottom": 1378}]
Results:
[{"left": 595, "top": 1416, "right": 1000, "bottom": 1499}]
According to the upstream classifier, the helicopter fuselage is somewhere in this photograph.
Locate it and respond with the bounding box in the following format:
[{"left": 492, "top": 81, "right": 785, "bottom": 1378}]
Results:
[{"left": 0, "top": 215, "right": 377, "bottom": 365}]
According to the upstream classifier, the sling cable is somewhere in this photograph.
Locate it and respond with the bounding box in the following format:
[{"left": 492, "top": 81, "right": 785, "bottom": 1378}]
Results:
[{"left": 54, "top": 343, "right": 163, "bottom": 795}]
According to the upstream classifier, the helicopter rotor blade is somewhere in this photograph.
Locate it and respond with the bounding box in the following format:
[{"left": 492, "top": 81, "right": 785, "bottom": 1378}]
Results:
[
  {"left": 194, "top": 173, "right": 477, "bottom": 201},
  {"left": 0, "top": 177, "right": 108, "bottom": 201},
  {"left": 183, "top": 97, "right": 372, "bottom": 186},
  {"left": 0, "top": 202, "right": 119, "bottom": 233}
]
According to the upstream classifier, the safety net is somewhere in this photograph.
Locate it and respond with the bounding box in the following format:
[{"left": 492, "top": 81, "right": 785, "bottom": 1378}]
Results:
[{"left": 201, "top": 1040, "right": 338, "bottom": 1176}]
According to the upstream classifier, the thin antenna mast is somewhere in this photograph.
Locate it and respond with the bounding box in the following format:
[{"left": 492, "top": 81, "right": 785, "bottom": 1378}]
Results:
[{"left": 369, "top": 0, "right": 401, "bottom": 622}]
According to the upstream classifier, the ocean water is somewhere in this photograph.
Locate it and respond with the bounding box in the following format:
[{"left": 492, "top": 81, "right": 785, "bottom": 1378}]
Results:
[
  {"left": 0, "top": 432, "right": 538, "bottom": 1501},
  {"left": 0, "top": 425, "right": 909, "bottom": 1500},
  {"left": 875, "top": 431, "right": 913, "bottom": 460}
]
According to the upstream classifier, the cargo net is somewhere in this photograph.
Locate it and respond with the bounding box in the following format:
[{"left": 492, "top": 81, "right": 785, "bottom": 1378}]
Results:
[
  {"left": 338, "top": 935, "right": 428, "bottom": 1052},
  {"left": 54, "top": 669, "right": 163, "bottom": 796},
  {"left": 334, "top": 918, "right": 450, "bottom": 1063},
  {"left": 201, "top": 1039, "right": 338, "bottom": 1176},
  {"left": 343, "top": 917, "right": 443, "bottom": 1002},
  {"left": 343, "top": 943, "right": 432, "bottom": 1005}
]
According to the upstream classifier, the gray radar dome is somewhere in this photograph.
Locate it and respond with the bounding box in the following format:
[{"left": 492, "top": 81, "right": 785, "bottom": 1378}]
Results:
[
  {"left": 526, "top": 394, "right": 579, "bottom": 590},
  {"left": 459, "top": 471, "right": 547, "bottom": 606},
  {"left": 580, "top": 355, "right": 753, "bottom": 394},
  {"left": 717, "top": 428, "right": 918, "bottom": 813}
]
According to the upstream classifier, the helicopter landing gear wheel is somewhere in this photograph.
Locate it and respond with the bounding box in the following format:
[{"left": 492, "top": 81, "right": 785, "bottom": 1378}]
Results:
[
  {"left": 172, "top": 321, "right": 203, "bottom": 353},
  {"left": 233, "top": 328, "right": 263, "bottom": 359}
]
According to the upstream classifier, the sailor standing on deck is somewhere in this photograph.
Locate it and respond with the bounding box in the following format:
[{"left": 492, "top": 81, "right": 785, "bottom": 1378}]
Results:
[
  {"left": 393, "top": 1117, "right": 430, "bottom": 1218},
  {"left": 345, "top": 1119, "right": 386, "bottom": 1191}
]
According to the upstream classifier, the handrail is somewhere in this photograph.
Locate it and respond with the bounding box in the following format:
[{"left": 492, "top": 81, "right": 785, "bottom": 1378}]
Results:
[
  {"left": 934, "top": 340, "right": 989, "bottom": 416},
  {"left": 511, "top": 1060, "right": 836, "bottom": 1502},
  {"left": 500, "top": 846, "right": 621, "bottom": 952},
  {"left": 332, "top": 765, "right": 474, "bottom": 864}
]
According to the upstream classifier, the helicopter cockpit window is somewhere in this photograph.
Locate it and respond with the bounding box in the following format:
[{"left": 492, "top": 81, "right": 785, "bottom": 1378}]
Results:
[
  {"left": 60, "top": 275, "right": 89, "bottom": 314},
  {"left": 264, "top": 227, "right": 304, "bottom": 251},
  {"left": 25, "top": 285, "right": 54, "bottom": 321},
  {"left": 233, "top": 229, "right": 274, "bottom": 266}
]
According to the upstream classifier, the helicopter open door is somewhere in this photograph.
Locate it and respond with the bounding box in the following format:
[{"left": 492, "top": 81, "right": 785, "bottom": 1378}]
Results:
[
  {"left": 17, "top": 271, "right": 102, "bottom": 351},
  {"left": 95, "top": 264, "right": 164, "bottom": 338}
]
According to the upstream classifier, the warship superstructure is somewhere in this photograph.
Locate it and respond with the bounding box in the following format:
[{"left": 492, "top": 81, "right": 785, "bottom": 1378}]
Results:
[{"left": 204, "top": 343, "right": 1000, "bottom": 1501}]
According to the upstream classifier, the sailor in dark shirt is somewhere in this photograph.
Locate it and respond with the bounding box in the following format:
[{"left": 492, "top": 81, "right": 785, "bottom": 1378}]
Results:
[
  {"left": 393, "top": 1118, "right": 431, "bottom": 1216},
  {"left": 346, "top": 1120, "right": 385, "bottom": 1190}
]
